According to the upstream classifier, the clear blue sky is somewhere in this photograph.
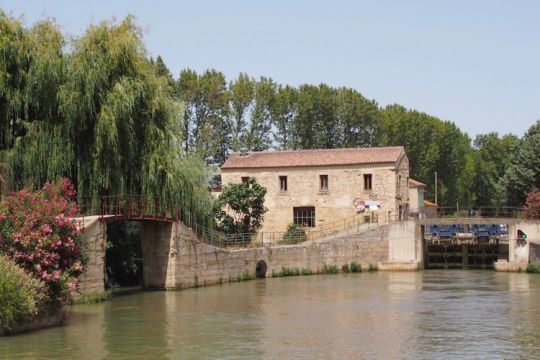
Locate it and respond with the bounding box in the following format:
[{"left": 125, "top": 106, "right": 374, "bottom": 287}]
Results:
[{"left": 4, "top": 0, "right": 539, "bottom": 138}]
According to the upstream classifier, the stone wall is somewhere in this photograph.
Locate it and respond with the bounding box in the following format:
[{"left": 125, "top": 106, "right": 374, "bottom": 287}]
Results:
[
  {"left": 221, "top": 160, "right": 409, "bottom": 234},
  {"left": 78, "top": 216, "right": 106, "bottom": 295},
  {"left": 156, "top": 222, "right": 390, "bottom": 289},
  {"left": 78, "top": 219, "right": 423, "bottom": 293}
]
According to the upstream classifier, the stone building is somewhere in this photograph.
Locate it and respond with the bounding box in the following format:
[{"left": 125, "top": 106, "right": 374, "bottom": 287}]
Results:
[
  {"left": 220, "top": 146, "right": 410, "bottom": 234},
  {"left": 408, "top": 178, "right": 426, "bottom": 218}
]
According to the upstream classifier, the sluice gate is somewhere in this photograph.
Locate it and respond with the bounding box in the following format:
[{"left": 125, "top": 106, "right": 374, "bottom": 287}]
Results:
[{"left": 423, "top": 224, "right": 509, "bottom": 269}]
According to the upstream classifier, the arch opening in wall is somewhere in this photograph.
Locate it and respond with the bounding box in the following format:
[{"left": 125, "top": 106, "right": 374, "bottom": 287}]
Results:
[{"left": 256, "top": 260, "right": 267, "bottom": 278}]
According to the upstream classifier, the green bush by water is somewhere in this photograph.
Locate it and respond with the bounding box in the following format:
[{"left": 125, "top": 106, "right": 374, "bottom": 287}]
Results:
[
  {"left": 272, "top": 266, "right": 300, "bottom": 277},
  {"left": 350, "top": 261, "right": 362, "bottom": 273},
  {"left": 368, "top": 263, "right": 378, "bottom": 272},
  {"left": 0, "top": 256, "right": 48, "bottom": 334},
  {"left": 281, "top": 224, "right": 308, "bottom": 244},
  {"left": 301, "top": 268, "right": 314, "bottom": 275},
  {"left": 321, "top": 264, "right": 338, "bottom": 274},
  {"left": 234, "top": 270, "right": 255, "bottom": 282},
  {"left": 342, "top": 264, "right": 350, "bottom": 273},
  {"left": 527, "top": 263, "right": 540, "bottom": 273}
]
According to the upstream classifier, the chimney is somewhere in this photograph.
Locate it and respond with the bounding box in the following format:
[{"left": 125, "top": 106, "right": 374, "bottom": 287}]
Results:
[{"left": 239, "top": 146, "right": 248, "bottom": 156}]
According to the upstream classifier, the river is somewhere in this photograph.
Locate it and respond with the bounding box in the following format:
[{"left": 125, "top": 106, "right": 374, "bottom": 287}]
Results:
[{"left": 2, "top": 271, "right": 540, "bottom": 359}]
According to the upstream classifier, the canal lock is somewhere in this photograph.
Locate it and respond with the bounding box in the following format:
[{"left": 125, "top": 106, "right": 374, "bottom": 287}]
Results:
[{"left": 423, "top": 224, "right": 509, "bottom": 269}]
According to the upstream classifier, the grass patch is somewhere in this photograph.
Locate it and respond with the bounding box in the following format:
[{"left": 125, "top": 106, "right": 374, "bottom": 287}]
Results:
[
  {"left": 350, "top": 261, "right": 362, "bottom": 273},
  {"left": 301, "top": 268, "right": 314, "bottom": 276},
  {"left": 71, "top": 290, "right": 113, "bottom": 305},
  {"left": 272, "top": 266, "right": 301, "bottom": 277},
  {"left": 321, "top": 264, "right": 339, "bottom": 274},
  {"left": 342, "top": 264, "right": 350, "bottom": 273},
  {"left": 527, "top": 263, "right": 540, "bottom": 273},
  {"left": 234, "top": 270, "right": 255, "bottom": 282},
  {"left": 368, "top": 263, "right": 379, "bottom": 272}
]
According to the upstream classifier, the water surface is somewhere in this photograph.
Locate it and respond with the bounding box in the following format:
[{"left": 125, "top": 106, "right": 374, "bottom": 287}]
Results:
[{"left": 2, "top": 271, "right": 540, "bottom": 359}]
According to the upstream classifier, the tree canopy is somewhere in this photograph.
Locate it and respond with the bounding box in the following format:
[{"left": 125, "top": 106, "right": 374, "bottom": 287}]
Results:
[
  {"left": 2, "top": 10, "right": 539, "bottom": 212},
  {"left": 0, "top": 12, "right": 212, "bottom": 221},
  {"left": 213, "top": 178, "right": 267, "bottom": 234}
]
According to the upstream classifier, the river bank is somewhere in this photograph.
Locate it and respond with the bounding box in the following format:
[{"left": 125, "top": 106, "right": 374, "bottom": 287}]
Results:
[{"left": 2, "top": 271, "right": 540, "bottom": 358}]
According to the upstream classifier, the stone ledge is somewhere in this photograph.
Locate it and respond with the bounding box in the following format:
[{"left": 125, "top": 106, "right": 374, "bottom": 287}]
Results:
[
  {"left": 494, "top": 260, "right": 528, "bottom": 272},
  {"left": 378, "top": 261, "right": 421, "bottom": 271}
]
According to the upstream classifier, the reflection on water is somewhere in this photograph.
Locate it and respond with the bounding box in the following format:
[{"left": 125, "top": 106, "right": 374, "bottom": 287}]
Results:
[{"left": 2, "top": 271, "right": 540, "bottom": 359}]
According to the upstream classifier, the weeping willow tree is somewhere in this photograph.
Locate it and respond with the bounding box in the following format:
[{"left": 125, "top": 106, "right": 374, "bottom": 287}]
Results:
[
  {"left": 1, "top": 13, "right": 212, "bottom": 222},
  {"left": 0, "top": 10, "right": 29, "bottom": 152}
]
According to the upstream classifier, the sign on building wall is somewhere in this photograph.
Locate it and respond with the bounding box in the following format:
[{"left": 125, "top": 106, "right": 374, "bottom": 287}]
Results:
[{"left": 356, "top": 200, "right": 365, "bottom": 213}]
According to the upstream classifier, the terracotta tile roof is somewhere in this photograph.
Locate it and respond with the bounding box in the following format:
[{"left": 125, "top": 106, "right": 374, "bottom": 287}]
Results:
[
  {"left": 221, "top": 146, "right": 405, "bottom": 169},
  {"left": 409, "top": 178, "right": 426, "bottom": 188},
  {"left": 424, "top": 200, "right": 438, "bottom": 207}
]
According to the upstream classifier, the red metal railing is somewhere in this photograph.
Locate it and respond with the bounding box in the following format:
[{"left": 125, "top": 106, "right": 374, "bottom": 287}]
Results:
[{"left": 98, "top": 195, "right": 183, "bottom": 222}]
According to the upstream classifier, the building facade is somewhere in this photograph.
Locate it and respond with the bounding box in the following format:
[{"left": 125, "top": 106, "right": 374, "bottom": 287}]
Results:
[
  {"left": 221, "top": 147, "right": 410, "bottom": 234},
  {"left": 408, "top": 178, "right": 426, "bottom": 218}
]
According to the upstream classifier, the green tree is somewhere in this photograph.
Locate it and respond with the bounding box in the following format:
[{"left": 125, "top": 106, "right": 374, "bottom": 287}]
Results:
[
  {"left": 293, "top": 84, "right": 338, "bottom": 149},
  {"left": 271, "top": 85, "right": 297, "bottom": 150},
  {"left": 335, "top": 87, "right": 380, "bottom": 147},
  {"left": 214, "top": 177, "right": 267, "bottom": 235},
  {"left": 500, "top": 121, "right": 540, "bottom": 206},
  {"left": 229, "top": 73, "right": 254, "bottom": 152},
  {"left": 244, "top": 77, "right": 275, "bottom": 151},
  {"left": 2, "top": 15, "right": 212, "bottom": 223},
  {"left": 193, "top": 69, "right": 230, "bottom": 164},
  {"left": 380, "top": 104, "right": 471, "bottom": 206},
  {"left": 471, "top": 132, "right": 519, "bottom": 205},
  {"left": 175, "top": 68, "right": 198, "bottom": 153},
  {"left": 152, "top": 55, "right": 175, "bottom": 90},
  {"left": 0, "top": 11, "right": 28, "bottom": 150}
]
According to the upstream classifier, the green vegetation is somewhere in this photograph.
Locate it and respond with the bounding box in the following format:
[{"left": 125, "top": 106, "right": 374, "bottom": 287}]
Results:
[
  {"left": 281, "top": 224, "right": 308, "bottom": 244},
  {"left": 1, "top": 9, "right": 539, "bottom": 213},
  {"left": 0, "top": 256, "right": 48, "bottom": 334},
  {"left": 321, "top": 264, "right": 339, "bottom": 274},
  {"left": 342, "top": 264, "right": 350, "bottom": 273},
  {"left": 71, "top": 290, "right": 113, "bottom": 305},
  {"left": 233, "top": 270, "right": 255, "bottom": 282},
  {"left": 0, "top": 12, "right": 212, "bottom": 224},
  {"left": 301, "top": 268, "right": 314, "bottom": 276},
  {"left": 524, "top": 192, "right": 540, "bottom": 220},
  {"left": 213, "top": 178, "right": 267, "bottom": 235},
  {"left": 368, "top": 264, "right": 379, "bottom": 272},
  {"left": 272, "top": 266, "right": 300, "bottom": 277},
  {"left": 526, "top": 263, "right": 540, "bottom": 274},
  {"left": 350, "top": 261, "right": 362, "bottom": 273}
]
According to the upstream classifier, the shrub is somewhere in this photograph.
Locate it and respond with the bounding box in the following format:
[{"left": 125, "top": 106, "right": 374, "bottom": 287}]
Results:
[
  {"left": 301, "top": 268, "right": 314, "bottom": 275},
  {"left": 350, "top": 261, "right": 362, "bottom": 273},
  {"left": 0, "top": 256, "right": 48, "bottom": 334},
  {"left": 524, "top": 192, "right": 540, "bottom": 220},
  {"left": 321, "top": 264, "right": 338, "bottom": 274},
  {"left": 527, "top": 263, "right": 540, "bottom": 274},
  {"left": 272, "top": 266, "right": 300, "bottom": 277},
  {"left": 342, "top": 264, "right": 350, "bottom": 273},
  {"left": 368, "top": 263, "right": 379, "bottom": 272},
  {"left": 281, "top": 266, "right": 299, "bottom": 277},
  {"left": 281, "top": 224, "right": 307, "bottom": 244},
  {"left": 0, "top": 180, "right": 85, "bottom": 304}
]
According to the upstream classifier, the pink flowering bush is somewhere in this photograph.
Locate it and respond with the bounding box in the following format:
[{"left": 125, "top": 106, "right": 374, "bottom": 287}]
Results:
[{"left": 0, "top": 179, "right": 85, "bottom": 304}]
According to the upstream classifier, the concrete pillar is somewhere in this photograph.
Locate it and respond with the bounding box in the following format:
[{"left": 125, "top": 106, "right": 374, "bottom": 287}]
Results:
[
  {"left": 78, "top": 216, "right": 107, "bottom": 295},
  {"left": 140, "top": 222, "right": 178, "bottom": 289}
]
